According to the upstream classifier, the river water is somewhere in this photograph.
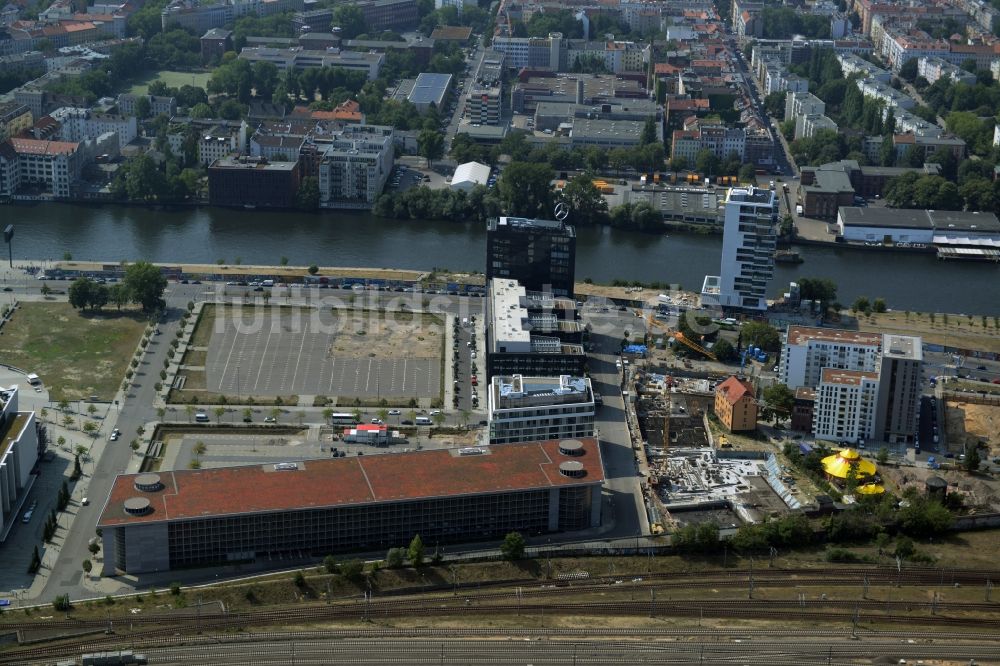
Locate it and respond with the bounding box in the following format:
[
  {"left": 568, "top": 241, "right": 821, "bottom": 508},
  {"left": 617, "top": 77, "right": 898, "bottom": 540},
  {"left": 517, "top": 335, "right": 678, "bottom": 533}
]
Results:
[{"left": 8, "top": 202, "right": 1000, "bottom": 315}]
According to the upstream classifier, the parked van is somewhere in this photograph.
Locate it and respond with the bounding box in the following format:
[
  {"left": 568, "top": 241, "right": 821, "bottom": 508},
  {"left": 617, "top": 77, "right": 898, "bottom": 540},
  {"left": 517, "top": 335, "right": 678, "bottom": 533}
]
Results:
[
  {"left": 261, "top": 279, "right": 274, "bottom": 287},
  {"left": 415, "top": 416, "right": 432, "bottom": 425}
]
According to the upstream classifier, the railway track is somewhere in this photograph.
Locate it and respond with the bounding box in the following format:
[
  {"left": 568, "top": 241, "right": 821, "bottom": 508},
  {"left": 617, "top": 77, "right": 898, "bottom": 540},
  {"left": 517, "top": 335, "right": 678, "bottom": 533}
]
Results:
[
  {"left": 5, "top": 564, "right": 1000, "bottom": 664},
  {"left": 2, "top": 564, "right": 994, "bottom": 634}
]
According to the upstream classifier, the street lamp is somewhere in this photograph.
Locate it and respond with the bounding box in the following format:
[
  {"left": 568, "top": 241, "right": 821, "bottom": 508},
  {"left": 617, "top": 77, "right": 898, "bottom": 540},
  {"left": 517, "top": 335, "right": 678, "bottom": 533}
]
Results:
[{"left": 3, "top": 225, "right": 12, "bottom": 269}]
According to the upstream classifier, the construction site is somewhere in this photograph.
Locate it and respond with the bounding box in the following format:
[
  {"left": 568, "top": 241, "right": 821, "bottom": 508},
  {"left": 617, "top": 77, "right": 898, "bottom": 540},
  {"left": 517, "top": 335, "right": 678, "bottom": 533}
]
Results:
[{"left": 627, "top": 363, "right": 796, "bottom": 532}]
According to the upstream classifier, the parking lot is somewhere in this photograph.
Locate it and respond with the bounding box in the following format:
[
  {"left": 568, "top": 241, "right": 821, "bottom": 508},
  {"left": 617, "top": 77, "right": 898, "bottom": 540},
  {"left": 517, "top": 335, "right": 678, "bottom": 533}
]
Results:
[{"left": 204, "top": 308, "right": 442, "bottom": 399}]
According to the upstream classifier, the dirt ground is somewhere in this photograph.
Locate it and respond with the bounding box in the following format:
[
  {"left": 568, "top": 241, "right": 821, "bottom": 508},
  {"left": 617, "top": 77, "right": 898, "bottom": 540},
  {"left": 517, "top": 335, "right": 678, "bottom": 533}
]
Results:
[
  {"left": 881, "top": 462, "right": 1000, "bottom": 510},
  {"left": 327, "top": 311, "right": 443, "bottom": 359},
  {"left": 854, "top": 310, "right": 1000, "bottom": 354},
  {"left": 946, "top": 401, "right": 1000, "bottom": 457}
]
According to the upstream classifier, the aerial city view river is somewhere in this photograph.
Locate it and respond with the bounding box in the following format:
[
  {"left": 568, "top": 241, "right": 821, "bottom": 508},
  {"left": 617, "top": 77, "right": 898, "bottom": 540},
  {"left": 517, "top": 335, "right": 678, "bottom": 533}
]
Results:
[{"left": 11, "top": 202, "right": 1000, "bottom": 315}]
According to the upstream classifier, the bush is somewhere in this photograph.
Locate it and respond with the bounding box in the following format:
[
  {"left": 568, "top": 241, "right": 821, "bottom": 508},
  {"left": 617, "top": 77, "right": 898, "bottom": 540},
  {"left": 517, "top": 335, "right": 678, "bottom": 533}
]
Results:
[
  {"left": 170, "top": 582, "right": 182, "bottom": 596},
  {"left": 386, "top": 547, "right": 406, "bottom": 568},
  {"left": 293, "top": 570, "right": 306, "bottom": 587},
  {"left": 340, "top": 559, "right": 365, "bottom": 581},
  {"left": 323, "top": 555, "right": 339, "bottom": 574},
  {"left": 52, "top": 594, "right": 71, "bottom": 611},
  {"left": 825, "top": 548, "right": 872, "bottom": 563}
]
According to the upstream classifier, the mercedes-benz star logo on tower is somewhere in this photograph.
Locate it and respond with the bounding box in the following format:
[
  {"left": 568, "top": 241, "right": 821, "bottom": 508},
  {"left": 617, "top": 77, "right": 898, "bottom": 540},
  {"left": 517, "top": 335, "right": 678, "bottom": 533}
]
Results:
[{"left": 553, "top": 201, "right": 569, "bottom": 221}]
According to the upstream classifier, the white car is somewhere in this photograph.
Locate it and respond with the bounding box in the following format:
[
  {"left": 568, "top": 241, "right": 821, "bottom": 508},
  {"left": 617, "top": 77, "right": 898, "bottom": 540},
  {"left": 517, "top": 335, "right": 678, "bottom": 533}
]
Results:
[
  {"left": 388, "top": 409, "right": 400, "bottom": 415},
  {"left": 263, "top": 416, "right": 276, "bottom": 423},
  {"left": 109, "top": 432, "right": 119, "bottom": 441}
]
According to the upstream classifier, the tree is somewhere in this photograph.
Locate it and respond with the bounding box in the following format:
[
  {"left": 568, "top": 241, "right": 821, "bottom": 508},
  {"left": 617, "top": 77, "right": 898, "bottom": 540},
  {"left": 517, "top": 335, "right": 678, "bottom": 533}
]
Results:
[
  {"left": 296, "top": 176, "right": 320, "bottom": 211},
  {"left": 761, "top": 383, "right": 795, "bottom": 424},
  {"left": 213, "top": 406, "right": 226, "bottom": 424},
  {"left": 640, "top": 117, "right": 658, "bottom": 145},
  {"left": 386, "top": 547, "right": 406, "bottom": 568},
  {"left": 431, "top": 411, "right": 446, "bottom": 427},
  {"left": 418, "top": 129, "right": 444, "bottom": 166},
  {"left": 877, "top": 447, "right": 889, "bottom": 465},
  {"left": 872, "top": 298, "right": 887, "bottom": 313},
  {"left": 763, "top": 91, "right": 787, "bottom": 117},
  {"left": 899, "top": 58, "right": 919, "bottom": 82},
  {"left": 323, "top": 555, "right": 340, "bottom": 574},
  {"left": 498, "top": 162, "right": 554, "bottom": 218},
  {"left": 712, "top": 338, "right": 737, "bottom": 362},
  {"left": 123, "top": 261, "right": 167, "bottom": 313},
  {"left": 28, "top": 546, "right": 41, "bottom": 573},
  {"left": 740, "top": 321, "right": 780, "bottom": 352},
  {"left": 500, "top": 531, "right": 526, "bottom": 560},
  {"left": 308, "top": 264, "right": 319, "bottom": 275},
  {"left": 559, "top": 174, "right": 609, "bottom": 226},
  {"left": 82, "top": 559, "right": 93, "bottom": 574},
  {"left": 408, "top": 534, "right": 425, "bottom": 566},
  {"left": 851, "top": 296, "right": 870, "bottom": 314},
  {"left": 965, "top": 445, "right": 981, "bottom": 473},
  {"left": 270, "top": 407, "right": 281, "bottom": 422},
  {"left": 332, "top": 4, "right": 367, "bottom": 39},
  {"left": 134, "top": 95, "right": 151, "bottom": 120},
  {"left": 796, "top": 278, "right": 838, "bottom": 309}
]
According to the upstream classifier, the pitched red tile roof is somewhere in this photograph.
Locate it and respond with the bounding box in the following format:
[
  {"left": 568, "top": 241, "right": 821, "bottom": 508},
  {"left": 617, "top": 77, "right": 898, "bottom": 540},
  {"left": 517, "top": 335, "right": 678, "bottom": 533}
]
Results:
[
  {"left": 716, "top": 376, "right": 754, "bottom": 405},
  {"left": 98, "top": 438, "right": 604, "bottom": 527}
]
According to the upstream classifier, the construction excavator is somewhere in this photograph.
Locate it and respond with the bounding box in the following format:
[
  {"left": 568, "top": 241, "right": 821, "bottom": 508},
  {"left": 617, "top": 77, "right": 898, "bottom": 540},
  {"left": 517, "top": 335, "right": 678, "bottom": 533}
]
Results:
[{"left": 639, "top": 310, "right": 718, "bottom": 361}]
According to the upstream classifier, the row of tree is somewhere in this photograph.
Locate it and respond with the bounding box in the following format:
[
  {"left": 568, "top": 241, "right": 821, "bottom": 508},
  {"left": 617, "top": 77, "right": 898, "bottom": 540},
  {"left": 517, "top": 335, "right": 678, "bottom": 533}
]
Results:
[{"left": 67, "top": 262, "right": 168, "bottom": 313}]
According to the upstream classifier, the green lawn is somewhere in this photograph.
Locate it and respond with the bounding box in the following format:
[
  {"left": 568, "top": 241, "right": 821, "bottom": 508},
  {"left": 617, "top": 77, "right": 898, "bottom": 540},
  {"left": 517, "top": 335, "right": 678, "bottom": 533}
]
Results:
[
  {"left": 0, "top": 303, "right": 147, "bottom": 401},
  {"left": 129, "top": 70, "right": 211, "bottom": 95}
]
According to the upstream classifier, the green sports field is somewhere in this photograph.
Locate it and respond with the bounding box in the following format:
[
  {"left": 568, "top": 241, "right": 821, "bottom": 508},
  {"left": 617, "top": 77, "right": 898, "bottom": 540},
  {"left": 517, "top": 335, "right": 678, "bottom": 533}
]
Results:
[{"left": 129, "top": 70, "right": 211, "bottom": 95}]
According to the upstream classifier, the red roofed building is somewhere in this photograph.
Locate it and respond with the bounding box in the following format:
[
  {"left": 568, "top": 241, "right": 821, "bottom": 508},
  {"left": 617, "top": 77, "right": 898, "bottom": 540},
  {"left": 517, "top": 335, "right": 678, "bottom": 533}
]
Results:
[
  {"left": 97, "top": 438, "right": 605, "bottom": 574},
  {"left": 714, "top": 376, "right": 757, "bottom": 432},
  {"left": 0, "top": 137, "right": 81, "bottom": 197}
]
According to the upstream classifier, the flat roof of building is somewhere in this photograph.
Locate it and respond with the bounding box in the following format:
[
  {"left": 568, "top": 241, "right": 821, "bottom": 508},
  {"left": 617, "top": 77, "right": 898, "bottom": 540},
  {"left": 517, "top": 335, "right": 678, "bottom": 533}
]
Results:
[
  {"left": 430, "top": 25, "right": 473, "bottom": 40},
  {"left": 487, "top": 216, "right": 575, "bottom": 235},
  {"left": 0, "top": 412, "right": 29, "bottom": 461},
  {"left": 882, "top": 333, "right": 923, "bottom": 361},
  {"left": 839, "top": 207, "right": 1000, "bottom": 233},
  {"left": 97, "top": 438, "right": 604, "bottom": 527},
  {"left": 786, "top": 325, "right": 882, "bottom": 348},
  {"left": 209, "top": 157, "right": 297, "bottom": 171},
  {"left": 820, "top": 368, "right": 880, "bottom": 386},
  {"left": 491, "top": 374, "right": 592, "bottom": 407},
  {"left": 409, "top": 72, "right": 452, "bottom": 105}
]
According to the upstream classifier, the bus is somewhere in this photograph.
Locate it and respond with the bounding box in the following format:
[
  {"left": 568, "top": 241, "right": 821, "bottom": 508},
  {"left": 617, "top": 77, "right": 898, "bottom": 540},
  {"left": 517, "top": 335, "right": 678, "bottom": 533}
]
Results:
[{"left": 330, "top": 413, "right": 358, "bottom": 425}]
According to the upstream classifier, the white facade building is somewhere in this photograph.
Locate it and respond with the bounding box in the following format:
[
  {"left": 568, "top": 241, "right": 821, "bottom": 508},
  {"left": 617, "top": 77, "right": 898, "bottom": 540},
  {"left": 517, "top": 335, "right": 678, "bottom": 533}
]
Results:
[
  {"left": 316, "top": 123, "right": 394, "bottom": 208},
  {"left": 1, "top": 137, "right": 81, "bottom": 198},
  {"left": 778, "top": 325, "right": 883, "bottom": 390},
  {"left": 812, "top": 369, "right": 880, "bottom": 444},
  {"left": 700, "top": 186, "right": 777, "bottom": 311},
  {"left": 487, "top": 374, "right": 595, "bottom": 445},
  {"left": 50, "top": 107, "right": 137, "bottom": 151},
  {"left": 0, "top": 386, "right": 40, "bottom": 541}
]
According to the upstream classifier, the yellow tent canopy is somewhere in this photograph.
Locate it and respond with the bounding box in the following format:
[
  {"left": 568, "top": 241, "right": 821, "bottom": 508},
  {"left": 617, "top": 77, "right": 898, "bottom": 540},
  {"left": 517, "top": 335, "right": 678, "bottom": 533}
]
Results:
[
  {"left": 821, "top": 448, "right": 877, "bottom": 479},
  {"left": 856, "top": 483, "right": 885, "bottom": 495}
]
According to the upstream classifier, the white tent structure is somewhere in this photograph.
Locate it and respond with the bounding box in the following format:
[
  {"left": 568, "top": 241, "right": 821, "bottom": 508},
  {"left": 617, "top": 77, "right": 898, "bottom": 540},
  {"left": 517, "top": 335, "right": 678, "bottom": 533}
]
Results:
[{"left": 450, "top": 161, "right": 491, "bottom": 192}]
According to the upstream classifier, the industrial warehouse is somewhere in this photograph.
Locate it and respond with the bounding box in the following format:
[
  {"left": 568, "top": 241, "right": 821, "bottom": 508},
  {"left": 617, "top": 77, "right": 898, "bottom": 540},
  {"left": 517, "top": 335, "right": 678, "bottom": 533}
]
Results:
[{"left": 97, "top": 438, "right": 604, "bottom": 575}]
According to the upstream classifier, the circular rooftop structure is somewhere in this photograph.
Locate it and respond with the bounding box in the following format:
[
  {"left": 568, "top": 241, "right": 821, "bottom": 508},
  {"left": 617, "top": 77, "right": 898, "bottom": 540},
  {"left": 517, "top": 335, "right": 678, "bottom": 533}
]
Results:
[
  {"left": 134, "top": 473, "right": 163, "bottom": 492},
  {"left": 558, "top": 439, "right": 584, "bottom": 456},
  {"left": 559, "top": 460, "right": 586, "bottom": 478},
  {"left": 123, "top": 497, "right": 152, "bottom": 516}
]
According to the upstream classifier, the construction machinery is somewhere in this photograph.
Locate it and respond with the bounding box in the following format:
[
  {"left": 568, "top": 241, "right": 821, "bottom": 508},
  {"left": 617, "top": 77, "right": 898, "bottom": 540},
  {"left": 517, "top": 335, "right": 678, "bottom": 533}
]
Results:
[{"left": 641, "top": 311, "right": 718, "bottom": 361}]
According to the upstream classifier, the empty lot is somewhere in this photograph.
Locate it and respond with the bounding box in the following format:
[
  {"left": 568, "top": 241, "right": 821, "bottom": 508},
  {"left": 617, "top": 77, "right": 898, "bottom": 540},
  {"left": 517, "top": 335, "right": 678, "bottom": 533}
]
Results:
[{"left": 200, "top": 306, "right": 443, "bottom": 399}]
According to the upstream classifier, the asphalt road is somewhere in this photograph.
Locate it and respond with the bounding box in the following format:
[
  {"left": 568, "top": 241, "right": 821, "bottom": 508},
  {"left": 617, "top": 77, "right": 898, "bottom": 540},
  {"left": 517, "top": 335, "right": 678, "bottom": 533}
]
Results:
[{"left": 731, "top": 45, "right": 794, "bottom": 177}]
